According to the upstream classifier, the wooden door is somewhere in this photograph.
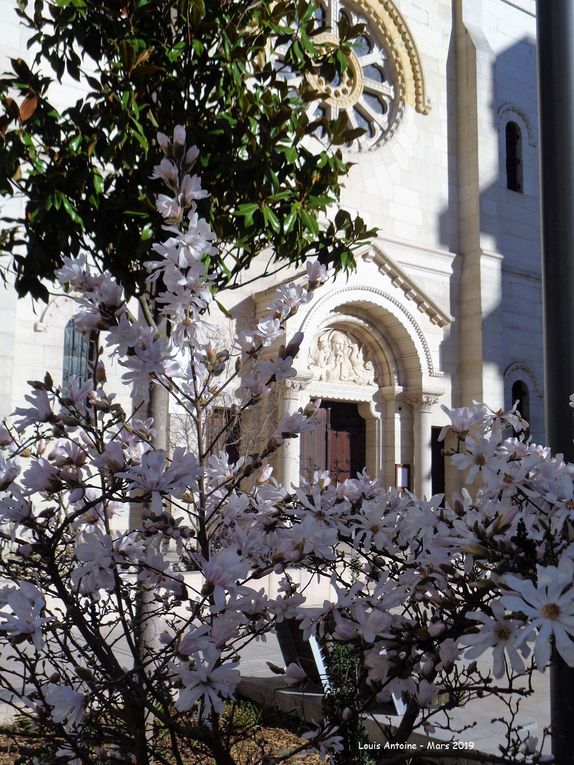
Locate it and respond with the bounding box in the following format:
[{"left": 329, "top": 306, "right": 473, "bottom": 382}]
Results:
[
  {"left": 300, "top": 405, "right": 329, "bottom": 481},
  {"left": 327, "top": 402, "right": 366, "bottom": 481},
  {"left": 300, "top": 401, "right": 366, "bottom": 482}
]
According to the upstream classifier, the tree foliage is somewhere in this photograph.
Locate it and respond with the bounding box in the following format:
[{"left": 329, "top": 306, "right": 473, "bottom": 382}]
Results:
[
  {"left": 0, "top": 130, "right": 559, "bottom": 765},
  {"left": 0, "top": 0, "right": 374, "bottom": 301}
]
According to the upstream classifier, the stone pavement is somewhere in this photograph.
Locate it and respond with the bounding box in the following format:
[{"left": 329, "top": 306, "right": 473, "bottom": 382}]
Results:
[
  {"left": 237, "top": 635, "right": 552, "bottom": 758},
  {"left": 0, "top": 629, "right": 554, "bottom": 757},
  {"left": 0, "top": 579, "right": 553, "bottom": 760}
]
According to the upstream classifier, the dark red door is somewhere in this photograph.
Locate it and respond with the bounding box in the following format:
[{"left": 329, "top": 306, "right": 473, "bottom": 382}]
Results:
[
  {"left": 300, "top": 401, "right": 366, "bottom": 482},
  {"left": 327, "top": 402, "right": 366, "bottom": 481},
  {"left": 300, "top": 406, "right": 329, "bottom": 481}
]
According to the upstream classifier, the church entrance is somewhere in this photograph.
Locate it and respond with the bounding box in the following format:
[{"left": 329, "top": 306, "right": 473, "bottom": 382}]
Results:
[{"left": 300, "top": 401, "right": 366, "bottom": 482}]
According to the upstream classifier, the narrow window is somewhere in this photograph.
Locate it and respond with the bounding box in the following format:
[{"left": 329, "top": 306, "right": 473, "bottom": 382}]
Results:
[
  {"left": 431, "top": 427, "right": 445, "bottom": 495},
  {"left": 506, "top": 121, "right": 523, "bottom": 192},
  {"left": 511, "top": 380, "right": 530, "bottom": 436},
  {"left": 62, "top": 319, "right": 95, "bottom": 386}
]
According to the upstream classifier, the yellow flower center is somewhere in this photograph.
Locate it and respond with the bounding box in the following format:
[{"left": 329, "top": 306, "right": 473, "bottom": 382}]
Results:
[
  {"left": 495, "top": 624, "right": 512, "bottom": 641},
  {"left": 542, "top": 603, "right": 561, "bottom": 620}
]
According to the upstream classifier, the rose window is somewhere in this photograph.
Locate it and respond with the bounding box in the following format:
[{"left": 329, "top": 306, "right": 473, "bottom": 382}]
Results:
[{"left": 280, "top": 0, "right": 402, "bottom": 151}]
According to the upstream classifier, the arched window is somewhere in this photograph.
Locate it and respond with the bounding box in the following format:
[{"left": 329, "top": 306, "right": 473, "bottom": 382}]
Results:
[
  {"left": 62, "top": 320, "right": 94, "bottom": 386},
  {"left": 511, "top": 379, "right": 530, "bottom": 435},
  {"left": 276, "top": 0, "right": 403, "bottom": 151},
  {"left": 506, "top": 121, "right": 523, "bottom": 192}
]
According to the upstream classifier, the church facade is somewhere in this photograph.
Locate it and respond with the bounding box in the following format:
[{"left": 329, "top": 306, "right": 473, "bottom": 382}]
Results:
[{"left": 0, "top": 0, "right": 542, "bottom": 497}]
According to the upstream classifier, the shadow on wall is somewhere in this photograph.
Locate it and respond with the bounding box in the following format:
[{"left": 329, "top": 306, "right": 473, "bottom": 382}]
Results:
[{"left": 437, "top": 27, "right": 543, "bottom": 440}]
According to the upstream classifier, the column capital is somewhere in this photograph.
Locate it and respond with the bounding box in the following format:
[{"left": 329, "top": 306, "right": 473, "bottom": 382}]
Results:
[
  {"left": 378, "top": 384, "right": 404, "bottom": 402},
  {"left": 283, "top": 375, "right": 312, "bottom": 394},
  {"left": 400, "top": 391, "right": 441, "bottom": 413}
]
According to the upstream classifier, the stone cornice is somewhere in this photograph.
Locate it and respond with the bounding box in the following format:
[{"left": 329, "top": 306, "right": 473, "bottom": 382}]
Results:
[
  {"left": 366, "top": 248, "right": 453, "bottom": 328},
  {"left": 303, "top": 380, "right": 378, "bottom": 403},
  {"left": 252, "top": 244, "right": 454, "bottom": 330}
]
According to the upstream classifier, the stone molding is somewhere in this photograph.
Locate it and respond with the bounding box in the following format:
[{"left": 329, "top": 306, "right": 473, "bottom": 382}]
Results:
[
  {"left": 503, "top": 362, "right": 544, "bottom": 398},
  {"left": 372, "top": 249, "right": 453, "bottom": 327},
  {"left": 33, "top": 294, "right": 72, "bottom": 332},
  {"left": 497, "top": 104, "right": 537, "bottom": 147},
  {"left": 303, "top": 380, "right": 378, "bottom": 403},
  {"left": 319, "top": 312, "right": 402, "bottom": 386},
  {"left": 283, "top": 377, "right": 313, "bottom": 394},
  {"left": 355, "top": 0, "right": 431, "bottom": 116},
  {"left": 299, "top": 283, "right": 443, "bottom": 380}
]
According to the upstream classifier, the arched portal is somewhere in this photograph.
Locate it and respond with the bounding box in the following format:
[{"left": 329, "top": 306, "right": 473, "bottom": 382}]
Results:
[{"left": 277, "top": 286, "right": 443, "bottom": 496}]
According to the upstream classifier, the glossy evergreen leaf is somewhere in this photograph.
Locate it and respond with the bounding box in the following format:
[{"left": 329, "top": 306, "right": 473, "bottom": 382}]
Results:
[{"left": 0, "top": 0, "right": 376, "bottom": 301}]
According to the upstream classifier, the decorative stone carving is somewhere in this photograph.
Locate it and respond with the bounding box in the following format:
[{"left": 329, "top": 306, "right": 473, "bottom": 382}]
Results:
[
  {"left": 308, "top": 329, "right": 376, "bottom": 385},
  {"left": 275, "top": 0, "right": 430, "bottom": 152},
  {"left": 299, "top": 284, "right": 443, "bottom": 378},
  {"left": 283, "top": 378, "right": 312, "bottom": 394},
  {"left": 401, "top": 392, "right": 441, "bottom": 413}
]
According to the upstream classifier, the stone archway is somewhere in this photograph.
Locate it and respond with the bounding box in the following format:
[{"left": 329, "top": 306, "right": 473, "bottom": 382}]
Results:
[{"left": 277, "top": 287, "right": 443, "bottom": 495}]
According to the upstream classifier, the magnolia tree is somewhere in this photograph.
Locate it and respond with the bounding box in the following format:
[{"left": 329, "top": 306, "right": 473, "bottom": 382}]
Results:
[{"left": 0, "top": 129, "right": 572, "bottom": 765}]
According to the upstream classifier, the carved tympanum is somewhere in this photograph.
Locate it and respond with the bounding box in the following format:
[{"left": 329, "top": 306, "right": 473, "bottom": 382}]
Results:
[{"left": 309, "top": 329, "right": 376, "bottom": 385}]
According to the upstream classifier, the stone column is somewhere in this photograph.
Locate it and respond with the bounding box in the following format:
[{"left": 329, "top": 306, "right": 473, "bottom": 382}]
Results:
[
  {"left": 278, "top": 379, "right": 308, "bottom": 489},
  {"left": 358, "top": 401, "right": 382, "bottom": 479},
  {"left": 407, "top": 393, "right": 439, "bottom": 498},
  {"left": 379, "top": 386, "right": 401, "bottom": 489}
]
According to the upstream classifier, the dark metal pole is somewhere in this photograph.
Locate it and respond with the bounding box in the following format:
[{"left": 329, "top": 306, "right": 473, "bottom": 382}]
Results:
[{"left": 537, "top": 2, "right": 574, "bottom": 762}]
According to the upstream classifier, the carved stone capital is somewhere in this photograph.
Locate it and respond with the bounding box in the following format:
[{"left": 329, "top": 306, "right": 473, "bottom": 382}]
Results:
[
  {"left": 400, "top": 391, "right": 441, "bottom": 413},
  {"left": 283, "top": 376, "right": 312, "bottom": 394}
]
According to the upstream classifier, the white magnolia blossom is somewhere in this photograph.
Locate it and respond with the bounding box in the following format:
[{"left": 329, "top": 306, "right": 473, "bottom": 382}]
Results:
[
  {"left": 0, "top": 582, "right": 48, "bottom": 649},
  {"left": 44, "top": 684, "right": 86, "bottom": 731},
  {"left": 276, "top": 410, "right": 316, "bottom": 436},
  {"left": 71, "top": 529, "right": 115, "bottom": 594},
  {"left": 256, "top": 317, "right": 283, "bottom": 346},
  {"left": 438, "top": 404, "right": 489, "bottom": 441},
  {"left": 0, "top": 454, "right": 20, "bottom": 490},
  {"left": 501, "top": 558, "right": 574, "bottom": 668},
  {"left": 463, "top": 600, "right": 529, "bottom": 677},
  {"left": 13, "top": 389, "right": 54, "bottom": 430},
  {"left": 0, "top": 126, "right": 570, "bottom": 763},
  {"left": 302, "top": 727, "right": 345, "bottom": 761},
  {"left": 175, "top": 651, "right": 239, "bottom": 716}
]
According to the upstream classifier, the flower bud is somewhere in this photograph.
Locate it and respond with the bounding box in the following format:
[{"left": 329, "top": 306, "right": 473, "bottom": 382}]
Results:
[
  {"left": 304, "top": 399, "right": 321, "bottom": 418},
  {"left": 69, "top": 487, "right": 85, "bottom": 504},
  {"left": 76, "top": 666, "right": 94, "bottom": 681},
  {"left": 267, "top": 435, "right": 285, "bottom": 450},
  {"left": 421, "top": 660, "right": 435, "bottom": 678},
  {"left": 0, "top": 425, "right": 12, "bottom": 446},
  {"left": 95, "top": 361, "right": 107, "bottom": 383},
  {"left": 172, "top": 125, "right": 186, "bottom": 161},
  {"left": 257, "top": 464, "right": 274, "bottom": 485},
  {"left": 283, "top": 331, "right": 304, "bottom": 359}
]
